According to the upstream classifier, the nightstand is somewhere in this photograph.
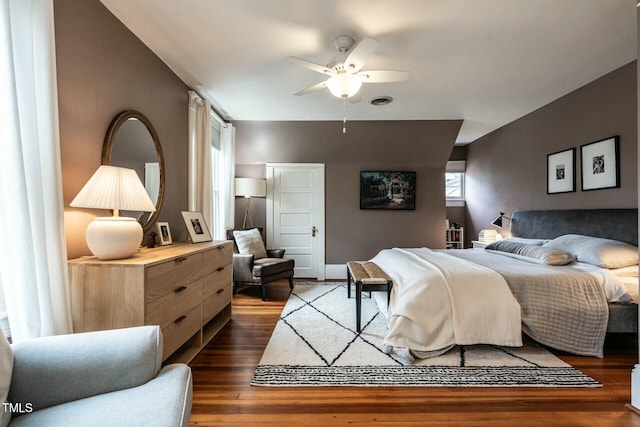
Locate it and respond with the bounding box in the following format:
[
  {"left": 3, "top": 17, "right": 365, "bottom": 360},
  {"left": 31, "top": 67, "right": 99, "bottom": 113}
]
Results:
[{"left": 472, "top": 241, "right": 489, "bottom": 249}]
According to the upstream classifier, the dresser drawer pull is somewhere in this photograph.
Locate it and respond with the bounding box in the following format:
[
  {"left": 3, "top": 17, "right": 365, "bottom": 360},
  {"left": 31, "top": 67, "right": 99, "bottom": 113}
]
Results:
[
  {"left": 174, "top": 286, "right": 187, "bottom": 293},
  {"left": 175, "top": 256, "right": 188, "bottom": 263},
  {"left": 216, "top": 266, "right": 225, "bottom": 272},
  {"left": 174, "top": 315, "right": 187, "bottom": 324},
  {"left": 216, "top": 288, "right": 224, "bottom": 295}
]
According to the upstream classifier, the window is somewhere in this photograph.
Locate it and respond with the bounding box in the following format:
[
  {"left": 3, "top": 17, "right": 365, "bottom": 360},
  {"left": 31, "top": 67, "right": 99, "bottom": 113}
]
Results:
[{"left": 445, "top": 161, "right": 465, "bottom": 207}]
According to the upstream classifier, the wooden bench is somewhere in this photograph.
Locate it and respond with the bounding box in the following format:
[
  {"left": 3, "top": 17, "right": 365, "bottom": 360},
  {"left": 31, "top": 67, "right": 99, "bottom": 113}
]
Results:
[{"left": 346, "top": 261, "right": 393, "bottom": 332}]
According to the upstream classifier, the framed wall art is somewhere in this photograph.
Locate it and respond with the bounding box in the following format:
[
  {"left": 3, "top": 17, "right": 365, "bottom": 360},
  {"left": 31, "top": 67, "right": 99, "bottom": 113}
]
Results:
[
  {"left": 580, "top": 136, "right": 620, "bottom": 191},
  {"left": 156, "top": 221, "right": 172, "bottom": 246},
  {"left": 547, "top": 148, "right": 575, "bottom": 194},
  {"left": 360, "top": 171, "right": 416, "bottom": 210},
  {"left": 181, "top": 211, "right": 212, "bottom": 243}
]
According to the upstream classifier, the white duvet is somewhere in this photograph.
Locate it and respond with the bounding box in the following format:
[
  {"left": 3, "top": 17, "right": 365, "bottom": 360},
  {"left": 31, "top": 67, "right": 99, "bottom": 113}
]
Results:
[{"left": 370, "top": 248, "right": 522, "bottom": 360}]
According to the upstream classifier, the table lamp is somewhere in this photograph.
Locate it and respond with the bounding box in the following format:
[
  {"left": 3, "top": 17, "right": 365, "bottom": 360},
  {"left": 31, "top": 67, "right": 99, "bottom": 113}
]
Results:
[
  {"left": 234, "top": 177, "right": 266, "bottom": 229},
  {"left": 71, "top": 165, "right": 156, "bottom": 260}
]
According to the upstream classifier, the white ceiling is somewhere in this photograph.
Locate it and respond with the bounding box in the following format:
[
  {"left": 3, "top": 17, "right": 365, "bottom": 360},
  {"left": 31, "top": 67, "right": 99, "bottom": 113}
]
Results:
[{"left": 100, "top": 0, "right": 636, "bottom": 144}]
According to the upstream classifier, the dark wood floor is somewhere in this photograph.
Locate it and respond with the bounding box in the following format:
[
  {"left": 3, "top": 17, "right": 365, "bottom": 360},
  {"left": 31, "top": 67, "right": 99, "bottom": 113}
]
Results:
[{"left": 189, "top": 280, "right": 640, "bottom": 426}]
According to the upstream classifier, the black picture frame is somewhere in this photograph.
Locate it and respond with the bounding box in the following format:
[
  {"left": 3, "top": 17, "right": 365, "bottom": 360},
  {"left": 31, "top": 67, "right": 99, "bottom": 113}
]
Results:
[
  {"left": 580, "top": 136, "right": 620, "bottom": 191},
  {"left": 546, "top": 148, "right": 575, "bottom": 194},
  {"left": 360, "top": 171, "right": 416, "bottom": 210}
]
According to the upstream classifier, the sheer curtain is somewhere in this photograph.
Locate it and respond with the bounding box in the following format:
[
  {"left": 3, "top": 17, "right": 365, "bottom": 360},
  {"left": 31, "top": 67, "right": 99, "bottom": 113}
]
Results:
[
  {"left": 188, "top": 91, "right": 213, "bottom": 229},
  {"left": 0, "top": 0, "right": 72, "bottom": 342},
  {"left": 216, "top": 123, "right": 235, "bottom": 239}
]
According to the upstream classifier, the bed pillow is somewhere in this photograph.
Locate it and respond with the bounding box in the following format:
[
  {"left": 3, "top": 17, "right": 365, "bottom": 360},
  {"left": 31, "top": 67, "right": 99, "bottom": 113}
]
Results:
[
  {"left": 233, "top": 228, "right": 267, "bottom": 259},
  {"left": 491, "top": 237, "right": 549, "bottom": 246},
  {"left": 485, "top": 240, "right": 576, "bottom": 265},
  {"left": 543, "top": 234, "right": 638, "bottom": 269}
]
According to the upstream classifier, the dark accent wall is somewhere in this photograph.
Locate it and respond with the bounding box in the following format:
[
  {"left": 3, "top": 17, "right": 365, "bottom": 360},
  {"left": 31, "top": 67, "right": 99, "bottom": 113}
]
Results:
[
  {"left": 234, "top": 120, "right": 462, "bottom": 263},
  {"left": 55, "top": 0, "right": 190, "bottom": 259},
  {"left": 465, "top": 61, "right": 637, "bottom": 244}
]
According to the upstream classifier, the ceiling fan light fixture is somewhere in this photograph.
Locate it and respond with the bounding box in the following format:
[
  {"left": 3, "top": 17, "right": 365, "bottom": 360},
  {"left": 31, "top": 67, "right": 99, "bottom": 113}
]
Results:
[{"left": 326, "top": 73, "right": 362, "bottom": 99}]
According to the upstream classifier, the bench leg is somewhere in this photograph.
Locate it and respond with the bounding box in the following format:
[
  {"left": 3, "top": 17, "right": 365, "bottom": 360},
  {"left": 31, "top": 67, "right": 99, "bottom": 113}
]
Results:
[
  {"left": 356, "top": 282, "right": 362, "bottom": 332},
  {"left": 347, "top": 267, "right": 352, "bottom": 298}
]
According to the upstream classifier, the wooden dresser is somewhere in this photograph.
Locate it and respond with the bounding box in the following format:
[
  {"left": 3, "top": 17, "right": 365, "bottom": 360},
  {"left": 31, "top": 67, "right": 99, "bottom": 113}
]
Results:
[{"left": 68, "top": 241, "right": 233, "bottom": 363}]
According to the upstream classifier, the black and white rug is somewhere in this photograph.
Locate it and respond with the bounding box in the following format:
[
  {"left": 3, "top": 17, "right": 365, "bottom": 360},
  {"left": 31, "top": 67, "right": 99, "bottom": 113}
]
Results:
[{"left": 251, "top": 283, "right": 601, "bottom": 387}]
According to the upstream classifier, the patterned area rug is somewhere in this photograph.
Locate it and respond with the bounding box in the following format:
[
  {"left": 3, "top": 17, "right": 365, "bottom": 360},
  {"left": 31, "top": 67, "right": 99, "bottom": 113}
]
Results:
[{"left": 251, "top": 283, "right": 601, "bottom": 387}]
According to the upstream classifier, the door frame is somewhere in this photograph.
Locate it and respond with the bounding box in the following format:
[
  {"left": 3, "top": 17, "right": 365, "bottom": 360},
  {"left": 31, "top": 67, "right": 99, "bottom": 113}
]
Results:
[{"left": 266, "top": 163, "right": 325, "bottom": 280}]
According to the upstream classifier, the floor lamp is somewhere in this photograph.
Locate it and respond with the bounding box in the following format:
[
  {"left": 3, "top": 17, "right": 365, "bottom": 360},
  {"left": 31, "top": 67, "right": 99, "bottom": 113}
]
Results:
[{"left": 235, "top": 177, "right": 266, "bottom": 229}]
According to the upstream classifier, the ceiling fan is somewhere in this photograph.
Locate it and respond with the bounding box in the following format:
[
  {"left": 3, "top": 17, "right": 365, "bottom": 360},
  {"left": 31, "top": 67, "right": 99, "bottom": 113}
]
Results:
[{"left": 290, "top": 35, "right": 409, "bottom": 101}]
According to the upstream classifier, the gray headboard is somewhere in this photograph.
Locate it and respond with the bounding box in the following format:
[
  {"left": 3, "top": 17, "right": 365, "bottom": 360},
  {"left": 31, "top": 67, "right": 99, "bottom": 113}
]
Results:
[{"left": 510, "top": 209, "right": 638, "bottom": 246}]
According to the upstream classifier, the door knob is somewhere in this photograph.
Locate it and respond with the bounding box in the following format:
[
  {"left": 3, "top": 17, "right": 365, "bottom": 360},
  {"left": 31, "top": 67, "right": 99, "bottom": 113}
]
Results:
[{"left": 312, "top": 226, "right": 317, "bottom": 237}]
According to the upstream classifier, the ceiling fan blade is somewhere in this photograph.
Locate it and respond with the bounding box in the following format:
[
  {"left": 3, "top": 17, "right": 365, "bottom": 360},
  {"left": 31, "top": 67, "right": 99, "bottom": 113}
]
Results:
[
  {"left": 294, "top": 80, "right": 328, "bottom": 96},
  {"left": 357, "top": 70, "right": 410, "bottom": 83},
  {"left": 289, "top": 57, "right": 335, "bottom": 75},
  {"left": 344, "top": 37, "right": 379, "bottom": 73}
]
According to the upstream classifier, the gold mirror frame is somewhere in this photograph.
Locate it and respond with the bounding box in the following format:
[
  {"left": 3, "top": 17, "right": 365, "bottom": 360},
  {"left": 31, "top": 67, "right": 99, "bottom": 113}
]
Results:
[{"left": 102, "top": 110, "right": 165, "bottom": 232}]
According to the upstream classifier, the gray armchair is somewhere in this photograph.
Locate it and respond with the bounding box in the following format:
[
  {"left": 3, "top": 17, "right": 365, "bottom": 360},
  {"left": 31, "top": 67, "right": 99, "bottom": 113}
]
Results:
[
  {"left": 2, "top": 326, "right": 192, "bottom": 427},
  {"left": 227, "top": 229, "right": 295, "bottom": 300}
]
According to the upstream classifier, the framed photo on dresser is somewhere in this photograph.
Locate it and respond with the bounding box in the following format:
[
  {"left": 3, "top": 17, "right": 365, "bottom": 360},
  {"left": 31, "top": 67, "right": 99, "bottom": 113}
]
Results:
[
  {"left": 181, "top": 211, "right": 212, "bottom": 243},
  {"left": 156, "top": 221, "right": 172, "bottom": 246}
]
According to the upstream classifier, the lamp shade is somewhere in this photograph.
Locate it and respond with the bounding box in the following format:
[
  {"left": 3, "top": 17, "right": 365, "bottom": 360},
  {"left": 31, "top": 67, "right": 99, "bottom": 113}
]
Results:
[
  {"left": 326, "top": 73, "right": 363, "bottom": 99},
  {"left": 235, "top": 178, "right": 266, "bottom": 198},
  {"left": 71, "top": 165, "right": 156, "bottom": 260},
  {"left": 491, "top": 212, "right": 510, "bottom": 228},
  {"left": 70, "top": 165, "right": 156, "bottom": 212}
]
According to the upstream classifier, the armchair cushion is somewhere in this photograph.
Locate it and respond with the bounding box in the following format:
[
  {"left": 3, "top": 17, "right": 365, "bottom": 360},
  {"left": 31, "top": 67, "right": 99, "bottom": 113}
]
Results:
[
  {"left": 233, "top": 229, "right": 267, "bottom": 259},
  {"left": 9, "top": 364, "right": 191, "bottom": 427},
  {"left": 9, "top": 326, "right": 162, "bottom": 412},
  {"left": 252, "top": 258, "right": 296, "bottom": 278},
  {"left": 0, "top": 334, "right": 13, "bottom": 427}
]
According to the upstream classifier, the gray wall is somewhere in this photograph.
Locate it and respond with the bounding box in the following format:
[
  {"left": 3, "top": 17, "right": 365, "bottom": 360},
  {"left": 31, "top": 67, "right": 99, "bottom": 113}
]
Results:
[
  {"left": 466, "top": 61, "right": 638, "bottom": 243},
  {"left": 55, "top": 0, "right": 190, "bottom": 258},
  {"left": 234, "top": 120, "right": 462, "bottom": 263}
]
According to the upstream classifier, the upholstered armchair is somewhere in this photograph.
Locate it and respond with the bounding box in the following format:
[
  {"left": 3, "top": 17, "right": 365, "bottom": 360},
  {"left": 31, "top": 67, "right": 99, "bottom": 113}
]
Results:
[
  {"left": 227, "top": 228, "right": 295, "bottom": 300},
  {"left": 2, "top": 326, "right": 192, "bottom": 427}
]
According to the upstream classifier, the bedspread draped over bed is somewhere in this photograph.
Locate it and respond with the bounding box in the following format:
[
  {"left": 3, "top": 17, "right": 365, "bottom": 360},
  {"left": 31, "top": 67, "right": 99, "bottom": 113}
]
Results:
[
  {"left": 370, "top": 248, "right": 522, "bottom": 360},
  {"left": 446, "top": 249, "right": 609, "bottom": 357}
]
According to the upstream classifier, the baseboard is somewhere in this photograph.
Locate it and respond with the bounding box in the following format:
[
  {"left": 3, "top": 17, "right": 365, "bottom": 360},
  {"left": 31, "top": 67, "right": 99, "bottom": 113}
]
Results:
[{"left": 325, "top": 264, "right": 347, "bottom": 280}]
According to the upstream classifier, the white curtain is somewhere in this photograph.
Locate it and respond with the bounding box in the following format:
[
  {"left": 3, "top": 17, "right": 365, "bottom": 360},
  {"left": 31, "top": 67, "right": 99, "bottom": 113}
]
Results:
[
  {"left": 216, "top": 124, "right": 235, "bottom": 239},
  {"left": 0, "top": 0, "right": 73, "bottom": 341},
  {"left": 188, "top": 91, "right": 213, "bottom": 230}
]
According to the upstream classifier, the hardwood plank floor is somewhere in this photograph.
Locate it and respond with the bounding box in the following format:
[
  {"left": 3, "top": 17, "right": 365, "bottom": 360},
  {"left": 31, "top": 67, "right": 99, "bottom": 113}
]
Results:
[{"left": 189, "top": 280, "right": 640, "bottom": 426}]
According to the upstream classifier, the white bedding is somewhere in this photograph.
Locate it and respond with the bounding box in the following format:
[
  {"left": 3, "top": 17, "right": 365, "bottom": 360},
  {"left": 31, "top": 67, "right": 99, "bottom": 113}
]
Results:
[{"left": 370, "top": 248, "right": 522, "bottom": 361}]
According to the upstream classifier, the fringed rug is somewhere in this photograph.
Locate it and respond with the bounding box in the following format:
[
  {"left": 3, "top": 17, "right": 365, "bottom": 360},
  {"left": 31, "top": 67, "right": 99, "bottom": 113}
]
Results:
[{"left": 251, "top": 283, "right": 601, "bottom": 387}]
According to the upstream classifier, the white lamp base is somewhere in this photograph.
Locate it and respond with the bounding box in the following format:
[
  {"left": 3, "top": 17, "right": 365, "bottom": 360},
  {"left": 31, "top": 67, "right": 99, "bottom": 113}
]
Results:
[{"left": 86, "top": 216, "right": 142, "bottom": 260}]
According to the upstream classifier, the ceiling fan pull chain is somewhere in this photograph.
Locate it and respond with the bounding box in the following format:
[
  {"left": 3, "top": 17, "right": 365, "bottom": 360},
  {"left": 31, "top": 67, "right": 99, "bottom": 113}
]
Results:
[{"left": 342, "top": 99, "right": 347, "bottom": 134}]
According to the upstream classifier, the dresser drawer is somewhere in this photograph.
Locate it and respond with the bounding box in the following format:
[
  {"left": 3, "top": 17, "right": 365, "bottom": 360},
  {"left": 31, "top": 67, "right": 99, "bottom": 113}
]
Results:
[
  {"left": 146, "top": 253, "right": 202, "bottom": 302},
  {"left": 146, "top": 279, "right": 202, "bottom": 326},
  {"left": 203, "top": 264, "right": 232, "bottom": 300},
  {"left": 202, "top": 243, "right": 232, "bottom": 276},
  {"left": 203, "top": 283, "right": 231, "bottom": 324},
  {"left": 160, "top": 303, "right": 201, "bottom": 360}
]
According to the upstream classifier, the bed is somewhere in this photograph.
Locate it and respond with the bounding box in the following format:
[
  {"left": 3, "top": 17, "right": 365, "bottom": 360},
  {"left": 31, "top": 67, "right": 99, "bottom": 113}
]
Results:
[{"left": 370, "top": 209, "right": 638, "bottom": 360}]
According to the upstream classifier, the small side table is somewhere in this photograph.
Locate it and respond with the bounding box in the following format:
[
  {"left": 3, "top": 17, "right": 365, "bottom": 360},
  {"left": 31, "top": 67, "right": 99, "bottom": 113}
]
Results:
[{"left": 472, "top": 241, "right": 489, "bottom": 249}]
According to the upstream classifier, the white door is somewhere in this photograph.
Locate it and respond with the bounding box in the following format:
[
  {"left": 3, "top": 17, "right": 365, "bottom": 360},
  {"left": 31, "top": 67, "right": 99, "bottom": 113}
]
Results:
[{"left": 266, "top": 163, "right": 325, "bottom": 279}]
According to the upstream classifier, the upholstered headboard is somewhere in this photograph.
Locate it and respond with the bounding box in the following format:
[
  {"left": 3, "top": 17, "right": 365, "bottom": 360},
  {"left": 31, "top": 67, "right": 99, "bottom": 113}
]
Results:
[{"left": 510, "top": 209, "right": 638, "bottom": 246}]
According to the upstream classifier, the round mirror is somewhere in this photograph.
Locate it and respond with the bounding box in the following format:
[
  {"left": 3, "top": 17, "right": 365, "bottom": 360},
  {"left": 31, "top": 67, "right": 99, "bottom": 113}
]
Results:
[{"left": 102, "top": 110, "right": 165, "bottom": 232}]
